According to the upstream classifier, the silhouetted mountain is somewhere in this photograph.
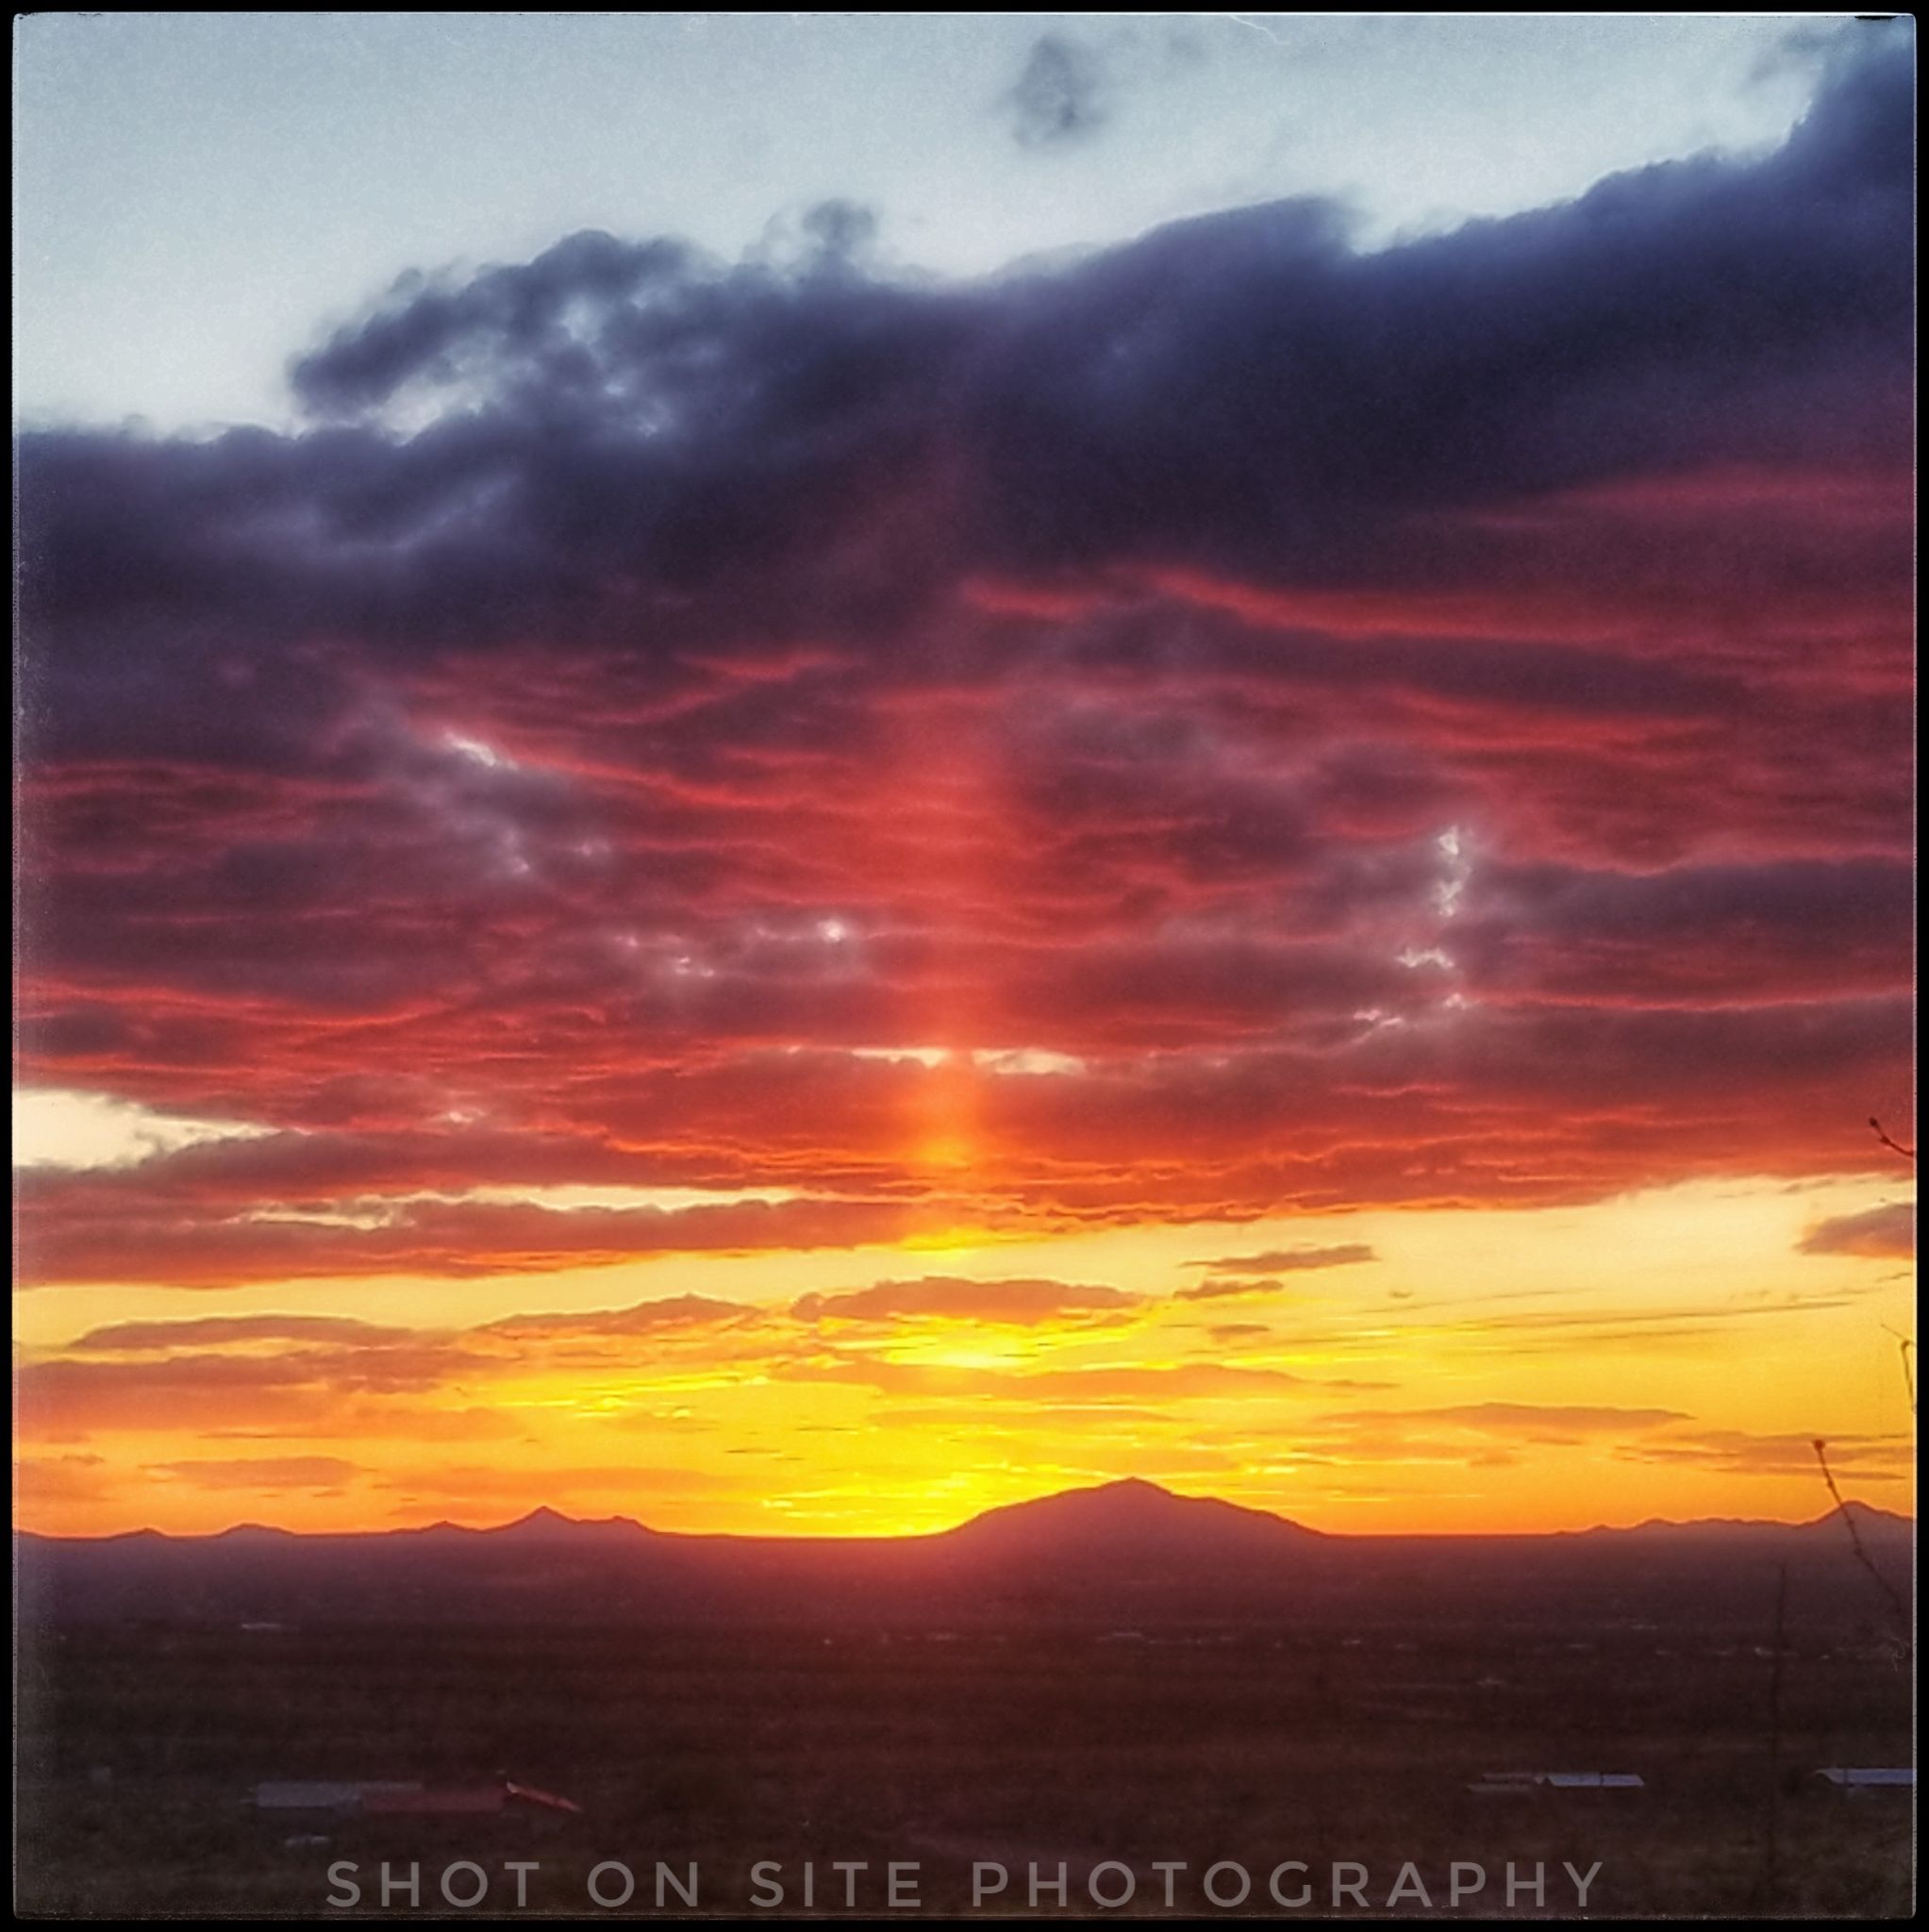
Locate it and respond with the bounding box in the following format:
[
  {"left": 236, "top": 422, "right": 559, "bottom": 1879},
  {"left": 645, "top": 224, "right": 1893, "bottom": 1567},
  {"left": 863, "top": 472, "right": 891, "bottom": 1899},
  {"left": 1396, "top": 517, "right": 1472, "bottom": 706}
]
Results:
[
  {"left": 1801, "top": 1500, "right": 1911, "bottom": 1544},
  {"left": 940, "top": 1476, "right": 1322, "bottom": 1563},
  {"left": 15, "top": 1481, "right": 1912, "bottom": 1632},
  {"left": 1572, "top": 1502, "right": 1914, "bottom": 1549},
  {"left": 480, "top": 1506, "right": 656, "bottom": 1545}
]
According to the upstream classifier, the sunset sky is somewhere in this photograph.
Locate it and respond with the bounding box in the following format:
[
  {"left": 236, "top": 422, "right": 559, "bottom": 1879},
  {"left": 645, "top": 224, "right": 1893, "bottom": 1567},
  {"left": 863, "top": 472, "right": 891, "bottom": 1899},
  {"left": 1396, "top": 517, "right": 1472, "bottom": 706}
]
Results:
[{"left": 14, "top": 14, "right": 1916, "bottom": 1539}]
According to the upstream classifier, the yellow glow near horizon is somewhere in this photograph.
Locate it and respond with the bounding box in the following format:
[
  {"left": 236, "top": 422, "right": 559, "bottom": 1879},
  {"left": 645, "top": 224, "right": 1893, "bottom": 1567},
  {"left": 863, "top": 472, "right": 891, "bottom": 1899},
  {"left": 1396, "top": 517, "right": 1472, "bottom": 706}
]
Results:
[{"left": 12, "top": 1172, "right": 1915, "bottom": 1540}]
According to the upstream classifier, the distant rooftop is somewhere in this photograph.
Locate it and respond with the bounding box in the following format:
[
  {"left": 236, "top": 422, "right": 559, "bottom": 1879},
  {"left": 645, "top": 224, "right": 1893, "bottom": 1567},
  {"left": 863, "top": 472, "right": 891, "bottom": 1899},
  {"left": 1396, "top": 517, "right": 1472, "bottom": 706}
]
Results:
[
  {"left": 1471, "top": 1772, "right": 1644, "bottom": 1791},
  {"left": 252, "top": 1777, "right": 582, "bottom": 1817}
]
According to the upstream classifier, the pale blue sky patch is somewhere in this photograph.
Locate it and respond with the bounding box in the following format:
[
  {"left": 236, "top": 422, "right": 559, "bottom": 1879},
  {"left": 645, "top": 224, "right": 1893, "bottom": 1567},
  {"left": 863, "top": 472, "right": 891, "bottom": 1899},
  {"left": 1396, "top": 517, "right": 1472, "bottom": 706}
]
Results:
[{"left": 15, "top": 11, "right": 1841, "bottom": 432}]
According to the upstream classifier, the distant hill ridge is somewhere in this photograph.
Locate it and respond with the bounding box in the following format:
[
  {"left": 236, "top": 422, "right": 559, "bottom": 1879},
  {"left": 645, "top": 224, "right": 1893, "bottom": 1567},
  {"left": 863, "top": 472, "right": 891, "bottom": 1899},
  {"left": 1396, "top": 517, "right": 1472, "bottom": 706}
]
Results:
[
  {"left": 17, "top": 1477, "right": 1914, "bottom": 1549},
  {"left": 15, "top": 1479, "right": 1913, "bottom": 1633},
  {"left": 1575, "top": 1499, "right": 1914, "bottom": 1541}
]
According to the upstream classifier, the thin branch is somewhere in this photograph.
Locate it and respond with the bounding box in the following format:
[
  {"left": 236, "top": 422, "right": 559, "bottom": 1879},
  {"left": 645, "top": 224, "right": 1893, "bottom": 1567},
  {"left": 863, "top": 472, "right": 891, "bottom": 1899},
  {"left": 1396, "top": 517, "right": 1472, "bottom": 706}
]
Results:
[
  {"left": 1867, "top": 1116, "right": 1915, "bottom": 1162},
  {"left": 1811, "top": 1438, "right": 1911, "bottom": 1632},
  {"left": 1880, "top": 1326, "right": 1917, "bottom": 1416}
]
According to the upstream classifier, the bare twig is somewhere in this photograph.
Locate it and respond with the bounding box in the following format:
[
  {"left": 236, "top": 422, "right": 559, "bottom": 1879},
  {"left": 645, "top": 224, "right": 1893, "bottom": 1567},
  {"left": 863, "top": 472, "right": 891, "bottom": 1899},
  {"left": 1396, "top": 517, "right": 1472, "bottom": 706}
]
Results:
[
  {"left": 1879, "top": 1325, "right": 1917, "bottom": 1416},
  {"left": 1867, "top": 1115, "right": 1915, "bottom": 1163},
  {"left": 1810, "top": 1438, "right": 1911, "bottom": 1632}
]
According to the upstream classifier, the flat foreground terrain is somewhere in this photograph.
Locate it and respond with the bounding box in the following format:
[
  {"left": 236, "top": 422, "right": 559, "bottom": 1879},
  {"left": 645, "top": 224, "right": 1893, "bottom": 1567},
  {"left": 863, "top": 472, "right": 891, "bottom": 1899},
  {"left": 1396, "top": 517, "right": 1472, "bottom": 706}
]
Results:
[{"left": 16, "top": 1613, "right": 1912, "bottom": 1918}]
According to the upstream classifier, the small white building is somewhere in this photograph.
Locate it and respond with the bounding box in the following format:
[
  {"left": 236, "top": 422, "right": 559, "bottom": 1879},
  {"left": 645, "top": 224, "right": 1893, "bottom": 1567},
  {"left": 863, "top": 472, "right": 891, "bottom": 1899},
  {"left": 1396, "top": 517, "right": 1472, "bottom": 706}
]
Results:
[
  {"left": 1469, "top": 1771, "right": 1644, "bottom": 1794},
  {"left": 1813, "top": 1767, "right": 1914, "bottom": 1793}
]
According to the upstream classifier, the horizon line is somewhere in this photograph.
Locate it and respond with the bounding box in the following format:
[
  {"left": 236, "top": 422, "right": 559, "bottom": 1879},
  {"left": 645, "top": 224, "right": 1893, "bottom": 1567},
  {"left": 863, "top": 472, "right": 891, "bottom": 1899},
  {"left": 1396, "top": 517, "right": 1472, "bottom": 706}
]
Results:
[{"left": 14, "top": 1476, "right": 1915, "bottom": 1547}]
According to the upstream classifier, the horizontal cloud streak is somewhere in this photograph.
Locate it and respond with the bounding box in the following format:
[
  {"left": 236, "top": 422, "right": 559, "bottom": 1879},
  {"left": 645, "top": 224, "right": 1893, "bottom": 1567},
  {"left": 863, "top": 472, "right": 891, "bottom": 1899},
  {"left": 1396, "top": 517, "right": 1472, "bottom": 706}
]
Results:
[{"left": 1184, "top": 1244, "right": 1378, "bottom": 1277}]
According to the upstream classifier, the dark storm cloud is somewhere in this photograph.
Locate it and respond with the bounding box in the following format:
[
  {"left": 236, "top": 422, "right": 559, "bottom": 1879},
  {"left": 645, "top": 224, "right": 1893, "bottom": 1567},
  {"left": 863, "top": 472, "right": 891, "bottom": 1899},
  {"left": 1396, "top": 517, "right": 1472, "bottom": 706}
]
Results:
[
  {"left": 973, "top": 36, "right": 1909, "bottom": 579},
  {"left": 1003, "top": 35, "right": 1110, "bottom": 149},
  {"left": 1453, "top": 858, "right": 1916, "bottom": 1007},
  {"left": 17, "top": 26, "right": 1911, "bottom": 672}
]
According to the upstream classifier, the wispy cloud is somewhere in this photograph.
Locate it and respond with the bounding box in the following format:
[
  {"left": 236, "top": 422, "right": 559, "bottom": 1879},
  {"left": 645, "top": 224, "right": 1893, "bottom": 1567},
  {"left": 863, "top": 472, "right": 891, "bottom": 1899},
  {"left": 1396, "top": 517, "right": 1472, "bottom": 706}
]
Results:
[
  {"left": 1798, "top": 1201, "right": 1914, "bottom": 1259},
  {"left": 1183, "top": 1244, "right": 1377, "bottom": 1280}
]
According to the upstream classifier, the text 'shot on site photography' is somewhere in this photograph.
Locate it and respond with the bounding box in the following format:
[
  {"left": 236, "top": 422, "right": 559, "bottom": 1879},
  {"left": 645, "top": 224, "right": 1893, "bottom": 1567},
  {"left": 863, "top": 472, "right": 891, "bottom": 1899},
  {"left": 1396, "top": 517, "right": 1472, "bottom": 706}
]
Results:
[{"left": 11, "top": 11, "right": 1917, "bottom": 1923}]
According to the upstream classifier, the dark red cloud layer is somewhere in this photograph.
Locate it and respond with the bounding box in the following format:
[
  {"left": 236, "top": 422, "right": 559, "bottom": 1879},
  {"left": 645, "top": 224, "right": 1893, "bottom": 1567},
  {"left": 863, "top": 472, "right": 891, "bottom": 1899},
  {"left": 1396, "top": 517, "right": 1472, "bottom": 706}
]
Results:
[{"left": 14, "top": 32, "right": 1915, "bottom": 1288}]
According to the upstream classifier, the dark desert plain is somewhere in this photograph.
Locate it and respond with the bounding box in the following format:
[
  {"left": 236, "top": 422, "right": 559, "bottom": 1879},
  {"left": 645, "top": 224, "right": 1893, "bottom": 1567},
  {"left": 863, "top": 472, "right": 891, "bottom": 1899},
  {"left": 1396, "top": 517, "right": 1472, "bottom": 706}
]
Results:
[
  {"left": 12, "top": 1482, "right": 1918, "bottom": 1917},
  {"left": 11, "top": 15, "right": 1919, "bottom": 1923}
]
